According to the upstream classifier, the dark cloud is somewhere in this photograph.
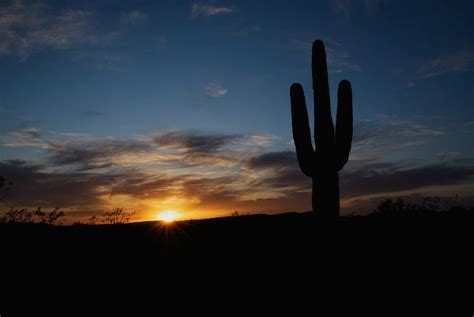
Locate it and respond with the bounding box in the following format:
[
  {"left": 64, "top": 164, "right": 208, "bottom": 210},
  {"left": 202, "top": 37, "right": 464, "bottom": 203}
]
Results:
[
  {"left": 151, "top": 131, "right": 244, "bottom": 168},
  {"left": 245, "top": 151, "right": 309, "bottom": 190},
  {"left": 341, "top": 162, "right": 474, "bottom": 199},
  {"left": 0, "top": 159, "right": 185, "bottom": 211},
  {"left": 48, "top": 131, "right": 243, "bottom": 170},
  {"left": 50, "top": 139, "right": 152, "bottom": 170},
  {"left": 0, "top": 160, "right": 117, "bottom": 209},
  {"left": 245, "top": 151, "right": 296, "bottom": 170},
  {"left": 352, "top": 116, "right": 445, "bottom": 156},
  {"left": 245, "top": 150, "right": 474, "bottom": 203},
  {"left": 153, "top": 131, "right": 241, "bottom": 154}
]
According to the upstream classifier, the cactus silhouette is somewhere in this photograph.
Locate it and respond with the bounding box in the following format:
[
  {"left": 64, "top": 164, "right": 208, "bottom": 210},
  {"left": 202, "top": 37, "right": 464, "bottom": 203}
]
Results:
[{"left": 290, "top": 40, "right": 352, "bottom": 216}]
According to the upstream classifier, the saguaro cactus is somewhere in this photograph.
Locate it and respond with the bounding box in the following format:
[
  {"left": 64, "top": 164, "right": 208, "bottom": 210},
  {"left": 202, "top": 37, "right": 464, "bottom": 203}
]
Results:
[{"left": 290, "top": 40, "right": 353, "bottom": 216}]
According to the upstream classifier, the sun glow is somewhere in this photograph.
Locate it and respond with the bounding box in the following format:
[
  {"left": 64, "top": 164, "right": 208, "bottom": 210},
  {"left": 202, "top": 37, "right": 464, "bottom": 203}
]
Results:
[{"left": 156, "top": 210, "right": 180, "bottom": 223}]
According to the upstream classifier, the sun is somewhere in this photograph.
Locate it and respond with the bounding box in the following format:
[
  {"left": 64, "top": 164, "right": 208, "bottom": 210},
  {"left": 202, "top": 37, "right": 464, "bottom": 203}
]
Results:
[{"left": 156, "top": 210, "right": 180, "bottom": 223}]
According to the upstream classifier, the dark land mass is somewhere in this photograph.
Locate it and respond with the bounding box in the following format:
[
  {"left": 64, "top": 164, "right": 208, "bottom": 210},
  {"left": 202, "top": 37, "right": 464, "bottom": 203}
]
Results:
[{"left": 2, "top": 211, "right": 474, "bottom": 313}]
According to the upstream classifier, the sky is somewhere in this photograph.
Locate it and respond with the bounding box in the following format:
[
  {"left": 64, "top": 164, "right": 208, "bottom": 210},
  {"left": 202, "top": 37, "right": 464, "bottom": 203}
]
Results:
[{"left": 1, "top": 0, "right": 474, "bottom": 222}]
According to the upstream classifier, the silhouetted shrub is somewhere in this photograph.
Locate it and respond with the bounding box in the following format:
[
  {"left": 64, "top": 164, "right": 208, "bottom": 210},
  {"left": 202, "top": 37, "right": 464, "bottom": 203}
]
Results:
[
  {"left": 34, "top": 207, "right": 65, "bottom": 225},
  {"left": 88, "top": 215, "right": 99, "bottom": 225},
  {"left": 0, "top": 207, "right": 64, "bottom": 225},
  {"left": 1, "top": 208, "right": 33, "bottom": 223},
  {"left": 102, "top": 207, "right": 135, "bottom": 224},
  {"left": 374, "top": 196, "right": 472, "bottom": 216}
]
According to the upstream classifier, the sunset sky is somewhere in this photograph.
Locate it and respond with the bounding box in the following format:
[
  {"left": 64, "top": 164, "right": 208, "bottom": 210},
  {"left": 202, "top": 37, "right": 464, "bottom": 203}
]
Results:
[{"left": 1, "top": 0, "right": 474, "bottom": 222}]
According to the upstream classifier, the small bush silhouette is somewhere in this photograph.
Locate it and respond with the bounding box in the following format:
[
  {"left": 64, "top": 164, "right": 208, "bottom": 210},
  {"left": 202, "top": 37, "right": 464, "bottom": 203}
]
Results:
[
  {"left": 1, "top": 208, "right": 33, "bottom": 223},
  {"left": 1, "top": 207, "right": 64, "bottom": 225},
  {"left": 34, "top": 207, "right": 65, "bottom": 225},
  {"left": 88, "top": 215, "right": 99, "bottom": 225},
  {"left": 374, "top": 196, "right": 471, "bottom": 216},
  {"left": 102, "top": 207, "right": 135, "bottom": 224},
  {"left": 290, "top": 40, "right": 352, "bottom": 216}
]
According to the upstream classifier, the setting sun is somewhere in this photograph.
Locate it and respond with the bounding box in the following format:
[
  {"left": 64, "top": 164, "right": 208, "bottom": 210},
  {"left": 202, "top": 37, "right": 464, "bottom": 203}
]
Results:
[{"left": 156, "top": 210, "right": 180, "bottom": 223}]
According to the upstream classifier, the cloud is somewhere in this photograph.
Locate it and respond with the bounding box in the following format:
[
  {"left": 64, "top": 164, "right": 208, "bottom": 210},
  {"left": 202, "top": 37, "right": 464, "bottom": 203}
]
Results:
[
  {"left": 0, "top": 128, "right": 287, "bottom": 220},
  {"left": 0, "top": 127, "right": 53, "bottom": 149},
  {"left": 245, "top": 151, "right": 296, "bottom": 170},
  {"left": 340, "top": 162, "right": 474, "bottom": 199},
  {"left": 3, "top": 122, "right": 472, "bottom": 220},
  {"left": 0, "top": 1, "right": 118, "bottom": 58},
  {"left": 0, "top": 160, "right": 117, "bottom": 209},
  {"left": 120, "top": 10, "right": 148, "bottom": 25},
  {"left": 245, "top": 149, "right": 474, "bottom": 202},
  {"left": 192, "top": 3, "right": 234, "bottom": 17},
  {"left": 244, "top": 151, "right": 309, "bottom": 192},
  {"left": 1, "top": 127, "right": 274, "bottom": 171},
  {"left": 153, "top": 131, "right": 238, "bottom": 153},
  {"left": 206, "top": 81, "right": 228, "bottom": 97},
  {"left": 331, "top": 0, "right": 388, "bottom": 17},
  {"left": 0, "top": 159, "right": 187, "bottom": 212},
  {"left": 418, "top": 49, "right": 474, "bottom": 78},
  {"left": 244, "top": 134, "right": 277, "bottom": 147},
  {"left": 437, "top": 152, "right": 462, "bottom": 161},
  {"left": 50, "top": 139, "right": 153, "bottom": 171},
  {"left": 332, "top": 0, "right": 352, "bottom": 18},
  {"left": 354, "top": 116, "right": 445, "bottom": 142},
  {"left": 152, "top": 131, "right": 245, "bottom": 167},
  {"left": 351, "top": 115, "right": 446, "bottom": 159}
]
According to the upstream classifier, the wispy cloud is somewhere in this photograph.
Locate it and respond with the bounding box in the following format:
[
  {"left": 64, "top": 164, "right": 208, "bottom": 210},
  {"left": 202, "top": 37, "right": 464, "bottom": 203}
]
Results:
[
  {"left": 332, "top": 0, "right": 352, "bottom": 18},
  {"left": 0, "top": 127, "right": 53, "bottom": 149},
  {"left": 351, "top": 115, "right": 446, "bottom": 161},
  {"left": 1, "top": 126, "right": 473, "bottom": 220},
  {"left": 192, "top": 3, "right": 234, "bottom": 17},
  {"left": 418, "top": 49, "right": 474, "bottom": 78},
  {"left": 331, "top": 0, "right": 387, "bottom": 18},
  {"left": 120, "top": 10, "right": 148, "bottom": 25},
  {"left": 206, "top": 81, "right": 228, "bottom": 97},
  {"left": 0, "top": 1, "right": 119, "bottom": 59},
  {"left": 0, "top": 127, "right": 274, "bottom": 171},
  {"left": 340, "top": 161, "right": 474, "bottom": 199}
]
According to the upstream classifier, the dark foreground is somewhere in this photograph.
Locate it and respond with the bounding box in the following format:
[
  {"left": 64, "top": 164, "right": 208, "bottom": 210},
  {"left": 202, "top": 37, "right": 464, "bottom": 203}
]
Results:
[{"left": 2, "top": 212, "right": 474, "bottom": 313}]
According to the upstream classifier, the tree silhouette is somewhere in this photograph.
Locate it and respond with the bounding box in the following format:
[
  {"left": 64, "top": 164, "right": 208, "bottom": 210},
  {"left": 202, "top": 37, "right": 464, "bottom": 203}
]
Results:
[{"left": 290, "top": 40, "right": 353, "bottom": 216}]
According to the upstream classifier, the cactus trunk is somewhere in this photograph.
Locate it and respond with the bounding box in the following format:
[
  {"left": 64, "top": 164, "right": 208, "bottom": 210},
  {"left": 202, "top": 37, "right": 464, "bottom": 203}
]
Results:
[
  {"left": 290, "top": 40, "right": 352, "bottom": 216},
  {"left": 312, "top": 172, "right": 339, "bottom": 217}
]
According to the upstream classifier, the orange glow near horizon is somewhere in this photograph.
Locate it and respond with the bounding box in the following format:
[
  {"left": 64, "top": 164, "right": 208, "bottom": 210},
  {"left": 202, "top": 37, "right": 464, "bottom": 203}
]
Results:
[{"left": 156, "top": 210, "right": 180, "bottom": 223}]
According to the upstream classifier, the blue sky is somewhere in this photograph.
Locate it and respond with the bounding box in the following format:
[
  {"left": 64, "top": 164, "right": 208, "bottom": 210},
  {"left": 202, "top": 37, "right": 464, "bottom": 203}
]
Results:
[{"left": 1, "top": 0, "right": 474, "bottom": 222}]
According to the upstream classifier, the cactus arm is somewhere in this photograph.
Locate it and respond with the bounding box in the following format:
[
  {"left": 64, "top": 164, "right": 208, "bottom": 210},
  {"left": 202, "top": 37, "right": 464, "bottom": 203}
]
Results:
[
  {"left": 291, "top": 83, "right": 314, "bottom": 177},
  {"left": 312, "top": 40, "right": 335, "bottom": 155},
  {"left": 335, "top": 80, "right": 353, "bottom": 171}
]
